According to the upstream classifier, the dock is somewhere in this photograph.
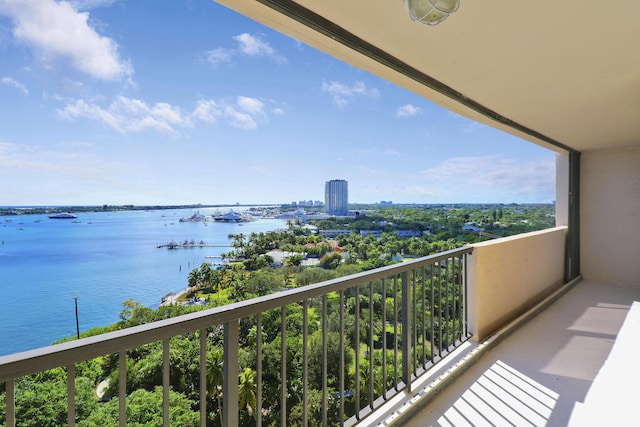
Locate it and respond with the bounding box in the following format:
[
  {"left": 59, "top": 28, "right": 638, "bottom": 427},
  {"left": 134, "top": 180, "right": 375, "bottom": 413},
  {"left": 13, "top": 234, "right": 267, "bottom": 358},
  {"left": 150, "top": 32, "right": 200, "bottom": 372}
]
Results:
[{"left": 156, "top": 241, "right": 232, "bottom": 249}]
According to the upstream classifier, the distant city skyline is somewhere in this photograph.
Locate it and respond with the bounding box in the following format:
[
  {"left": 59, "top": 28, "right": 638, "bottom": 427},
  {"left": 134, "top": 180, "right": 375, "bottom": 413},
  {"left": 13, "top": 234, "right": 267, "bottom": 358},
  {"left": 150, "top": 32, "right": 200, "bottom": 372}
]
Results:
[{"left": 0, "top": 1, "right": 555, "bottom": 206}]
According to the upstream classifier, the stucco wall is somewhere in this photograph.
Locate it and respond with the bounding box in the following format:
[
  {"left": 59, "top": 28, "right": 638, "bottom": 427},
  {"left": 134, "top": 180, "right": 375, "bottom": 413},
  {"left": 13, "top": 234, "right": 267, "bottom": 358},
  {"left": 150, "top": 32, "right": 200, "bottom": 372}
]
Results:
[
  {"left": 467, "top": 227, "right": 567, "bottom": 341},
  {"left": 581, "top": 147, "right": 640, "bottom": 287}
]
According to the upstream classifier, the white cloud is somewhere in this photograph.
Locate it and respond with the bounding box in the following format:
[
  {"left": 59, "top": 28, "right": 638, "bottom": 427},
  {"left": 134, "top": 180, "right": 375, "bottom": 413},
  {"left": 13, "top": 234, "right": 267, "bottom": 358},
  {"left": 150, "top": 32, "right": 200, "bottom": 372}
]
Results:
[
  {"left": 193, "top": 99, "right": 221, "bottom": 124},
  {"left": 237, "top": 96, "right": 264, "bottom": 116},
  {"left": 224, "top": 106, "right": 257, "bottom": 130},
  {"left": 417, "top": 155, "right": 555, "bottom": 201},
  {"left": 57, "top": 96, "right": 190, "bottom": 135},
  {"left": 200, "top": 96, "right": 266, "bottom": 130},
  {"left": 1, "top": 76, "right": 28, "bottom": 94},
  {"left": 0, "top": 0, "right": 132, "bottom": 81},
  {"left": 396, "top": 104, "right": 422, "bottom": 118},
  {"left": 57, "top": 95, "right": 271, "bottom": 133},
  {"left": 203, "top": 47, "right": 233, "bottom": 68},
  {"left": 233, "top": 33, "right": 286, "bottom": 64},
  {"left": 321, "top": 80, "right": 380, "bottom": 107},
  {"left": 203, "top": 33, "right": 286, "bottom": 68},
  {"left": 57, "top": 99, "right": 120, "bottom": 130},
  {"left": 127, "top": 116, "right": 175, "bottom": 134},
  {"left": 150, "top": 103, "right": 186, "bottom": 125}
]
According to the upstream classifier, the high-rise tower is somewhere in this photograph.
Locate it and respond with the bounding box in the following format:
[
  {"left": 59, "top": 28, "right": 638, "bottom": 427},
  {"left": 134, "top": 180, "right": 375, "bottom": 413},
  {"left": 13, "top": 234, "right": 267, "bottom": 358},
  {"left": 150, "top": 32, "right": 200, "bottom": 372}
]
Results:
[{"left": 325, "top": 179, "right": 348, "bottom": 215}]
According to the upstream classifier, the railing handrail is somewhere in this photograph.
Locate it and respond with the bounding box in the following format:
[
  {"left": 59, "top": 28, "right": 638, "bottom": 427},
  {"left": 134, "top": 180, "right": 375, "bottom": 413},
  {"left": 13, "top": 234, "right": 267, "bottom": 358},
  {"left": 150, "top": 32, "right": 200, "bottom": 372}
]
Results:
[{"left": 0, "top": 246, "right": 472, "bottom": 382}]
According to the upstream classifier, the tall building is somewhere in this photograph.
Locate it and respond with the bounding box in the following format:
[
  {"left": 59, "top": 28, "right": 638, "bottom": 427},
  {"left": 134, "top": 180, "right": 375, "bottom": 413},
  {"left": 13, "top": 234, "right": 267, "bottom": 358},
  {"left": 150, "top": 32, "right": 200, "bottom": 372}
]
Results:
[{"left": 325, "top": 179, "right": 348, "bottom": 216}]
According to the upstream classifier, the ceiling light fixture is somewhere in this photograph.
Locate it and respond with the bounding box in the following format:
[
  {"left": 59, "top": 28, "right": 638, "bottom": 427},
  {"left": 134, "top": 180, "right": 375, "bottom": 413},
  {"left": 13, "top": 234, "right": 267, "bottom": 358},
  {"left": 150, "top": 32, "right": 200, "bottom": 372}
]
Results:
[{"left": 405, "top": 0, "right": 460, "bottom": 26}]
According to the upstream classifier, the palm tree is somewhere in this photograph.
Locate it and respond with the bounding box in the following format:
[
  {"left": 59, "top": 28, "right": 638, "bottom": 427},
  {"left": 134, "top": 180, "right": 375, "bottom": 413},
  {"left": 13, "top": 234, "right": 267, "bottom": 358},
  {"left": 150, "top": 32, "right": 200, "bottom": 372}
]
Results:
[
  {"left": 231, "top": 233, "right": 246, "bottom": 257},
  {"left": 187, "top": 268, "right": 202, "bottom": 290},
  {"left": 207, "top": 348, "right": 224, "bottom": 426},
  {"left": 199, "top": 262, "right": 213, "bottom": 287},
  {"left": 358, "top": 360, "right": 383, "bottom": 406},
  {"left": 238, "top": 367, "right": 257, "bottom": 417}
]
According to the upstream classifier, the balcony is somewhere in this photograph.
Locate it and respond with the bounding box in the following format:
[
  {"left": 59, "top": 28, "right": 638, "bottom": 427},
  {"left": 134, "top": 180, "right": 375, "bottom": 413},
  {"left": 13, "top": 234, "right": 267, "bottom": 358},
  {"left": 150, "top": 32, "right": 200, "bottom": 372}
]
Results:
[
  {"left": 396, "top": 279, "right": 640, "bottom": 427},
  {"left": 3, "top": 225, "right": 606, "bottom": 426},
  {"left": 179, "top": 2, "right": 640, "bottom": 424}
]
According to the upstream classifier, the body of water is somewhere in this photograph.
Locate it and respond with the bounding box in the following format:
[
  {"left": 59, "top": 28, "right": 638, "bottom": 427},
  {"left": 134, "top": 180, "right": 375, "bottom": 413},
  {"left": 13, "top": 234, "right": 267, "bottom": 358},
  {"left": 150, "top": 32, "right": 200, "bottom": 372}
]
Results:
[{"left": 0, "top": 208, "right": 286, "bottom": 356}]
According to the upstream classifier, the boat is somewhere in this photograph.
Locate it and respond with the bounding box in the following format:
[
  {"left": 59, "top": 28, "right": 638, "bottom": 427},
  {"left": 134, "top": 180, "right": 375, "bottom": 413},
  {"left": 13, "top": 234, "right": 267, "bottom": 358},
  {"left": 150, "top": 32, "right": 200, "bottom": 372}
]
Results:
[
  {"left": 213, "top": 210, "right": 253, "bottom": 222},
  {"left": 48, "top": 212, "right": 77, "bottom": 219},
  {"left": 179, "top": 211, "right": 207, "bottom": 223}
]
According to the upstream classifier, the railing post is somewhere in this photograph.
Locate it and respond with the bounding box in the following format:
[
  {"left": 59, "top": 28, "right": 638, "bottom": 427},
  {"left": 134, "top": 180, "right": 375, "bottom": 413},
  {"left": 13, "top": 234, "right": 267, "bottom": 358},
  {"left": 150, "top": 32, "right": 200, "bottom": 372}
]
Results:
[
  {"left": 280, "top": 306, "right": 287, "bottom": 427},
  {"left": 119, "top": 351, "right": 126, "bottom": 427},
  {"left": 368, "top": 281, "right": 374, "bottom": 408},
  {"left": 401, "top": 271, "right": 412, "bottom": 392},
  {"left": 6, "top": 379, "right": 15, "bottom": 427},
  {"left": 162, "top": 339, "right": 170, "bottom": 427},
  {"left": 302, "top": 302, "right": 309, "bottom": 427},
  {"left": 200, "top": 329, "right": 207, "bottom": 427},
  {"left": 256, "top": 314, "right": 263, "bottom": 427},
  {"left": 355, "top": 284, "right": 361, "bottom": 417},
  {"left": 322, "top": 295, "right": 328, "bottom": 427},
  {"left": 464, "top": 250, "right": 471, "bottom": 338},
  {"left": 67, "top": 364, "right": 76, "bottom": 427},
  {"left": 223, "top": 320, "right": 239, "bottom": 427},
  {"left": 381, "top": 278, "right": 388, "bottom": 400},
  {"left": 339, "top": 290, "right": 345, "bottom": 423}
]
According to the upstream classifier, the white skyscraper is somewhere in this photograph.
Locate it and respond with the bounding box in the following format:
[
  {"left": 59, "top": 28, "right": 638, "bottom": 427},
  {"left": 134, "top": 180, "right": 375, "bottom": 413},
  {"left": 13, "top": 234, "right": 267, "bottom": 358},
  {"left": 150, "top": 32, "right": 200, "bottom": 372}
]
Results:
[{"left": 325, "top": 179, "right": 348, "bottom": 215}]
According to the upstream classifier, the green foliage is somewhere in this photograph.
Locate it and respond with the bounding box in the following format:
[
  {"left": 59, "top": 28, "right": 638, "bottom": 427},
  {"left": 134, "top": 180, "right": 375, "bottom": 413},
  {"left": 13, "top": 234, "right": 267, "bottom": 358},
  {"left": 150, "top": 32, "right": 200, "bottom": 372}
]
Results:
[
  {"left": 78, "top": 387, "right": 199, "bottom": 427},
  {"left": 285, "top": 253, "right": 304, "bottom": 266},
  {"left": 319, "top": 252, "right": 343, "bottom": 269},
  {"left": 245, "top": 270, "right": 284, "bottom": 296},
  {"left": 307, "top": 330, "right": 354, "bottom": 392},
  {"left": 295, "top": 267, "right": 336, "bottom": 286},
  {"left": 1, "top": 369, "right": 98, "bottom": 427}
]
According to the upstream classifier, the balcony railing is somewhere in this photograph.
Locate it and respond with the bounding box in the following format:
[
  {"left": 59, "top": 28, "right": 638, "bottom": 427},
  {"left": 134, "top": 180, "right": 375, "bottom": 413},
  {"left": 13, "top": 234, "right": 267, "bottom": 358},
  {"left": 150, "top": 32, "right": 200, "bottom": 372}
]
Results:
[{"left": 0, "top": 247, "right": 472, "bottom": 426}]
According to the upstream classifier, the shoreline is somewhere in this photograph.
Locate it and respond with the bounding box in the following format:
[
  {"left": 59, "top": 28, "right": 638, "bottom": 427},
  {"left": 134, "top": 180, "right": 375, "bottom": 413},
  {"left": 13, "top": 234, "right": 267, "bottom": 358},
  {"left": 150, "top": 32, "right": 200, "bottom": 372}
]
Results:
[
  {"left": 0, "top": 204, "right": 280, "bottom": 217},
  {"left": 160, "top": 287, "right": 190, "bottom": 306}
]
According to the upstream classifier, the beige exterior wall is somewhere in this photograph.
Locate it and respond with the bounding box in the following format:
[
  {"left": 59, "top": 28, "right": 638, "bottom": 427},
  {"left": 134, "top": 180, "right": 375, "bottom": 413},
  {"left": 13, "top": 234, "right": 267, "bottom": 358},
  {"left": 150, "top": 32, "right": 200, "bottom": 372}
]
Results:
[
  {"left": 467, "top": 227, "right": 567, "bottom": 341},
  {"left": 581, "top": 146, "right": 640, "bottom": 287}
]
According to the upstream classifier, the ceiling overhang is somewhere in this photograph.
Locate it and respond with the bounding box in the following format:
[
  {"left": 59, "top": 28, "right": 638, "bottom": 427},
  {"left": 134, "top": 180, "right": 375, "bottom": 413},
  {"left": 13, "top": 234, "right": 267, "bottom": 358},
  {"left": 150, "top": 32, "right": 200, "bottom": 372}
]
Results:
[{"left": 215, "top": 0, "right": 640, "bottom": 154}]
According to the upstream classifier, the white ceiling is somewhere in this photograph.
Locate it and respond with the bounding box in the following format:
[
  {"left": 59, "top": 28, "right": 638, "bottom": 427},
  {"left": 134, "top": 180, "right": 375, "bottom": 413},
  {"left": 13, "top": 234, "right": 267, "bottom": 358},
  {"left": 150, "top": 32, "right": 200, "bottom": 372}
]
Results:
[{"left": 215, "top": 0, "right": 640, "bottom": 153}]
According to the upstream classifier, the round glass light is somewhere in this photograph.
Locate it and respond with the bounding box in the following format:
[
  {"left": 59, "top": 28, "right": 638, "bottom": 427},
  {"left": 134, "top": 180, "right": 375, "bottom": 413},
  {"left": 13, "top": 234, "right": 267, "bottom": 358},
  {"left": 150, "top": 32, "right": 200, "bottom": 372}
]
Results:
[{"left": 405, "top": 0, "right": 460, "bottom": 26}]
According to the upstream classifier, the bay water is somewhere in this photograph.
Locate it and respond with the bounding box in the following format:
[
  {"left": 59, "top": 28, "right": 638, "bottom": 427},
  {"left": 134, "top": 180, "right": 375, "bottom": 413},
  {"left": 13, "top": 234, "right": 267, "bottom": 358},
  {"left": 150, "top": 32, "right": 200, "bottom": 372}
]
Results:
[{"left": 0, "top": 208, "right": 286, "bottom": 356}]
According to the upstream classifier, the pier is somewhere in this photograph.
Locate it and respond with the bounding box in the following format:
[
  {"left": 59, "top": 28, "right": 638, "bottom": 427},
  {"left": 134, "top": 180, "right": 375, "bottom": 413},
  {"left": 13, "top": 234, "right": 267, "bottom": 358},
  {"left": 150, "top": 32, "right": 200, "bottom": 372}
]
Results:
[{"left": 156, "top": 241, "right": 232, "bottom": 249}]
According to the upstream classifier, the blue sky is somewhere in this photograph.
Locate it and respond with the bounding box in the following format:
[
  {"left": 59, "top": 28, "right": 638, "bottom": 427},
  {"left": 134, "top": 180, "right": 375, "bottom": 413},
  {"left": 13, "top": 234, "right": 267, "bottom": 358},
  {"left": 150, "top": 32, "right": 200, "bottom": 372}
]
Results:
[{"left": 0, "top": 0, "right": 556, "bottom": 206}]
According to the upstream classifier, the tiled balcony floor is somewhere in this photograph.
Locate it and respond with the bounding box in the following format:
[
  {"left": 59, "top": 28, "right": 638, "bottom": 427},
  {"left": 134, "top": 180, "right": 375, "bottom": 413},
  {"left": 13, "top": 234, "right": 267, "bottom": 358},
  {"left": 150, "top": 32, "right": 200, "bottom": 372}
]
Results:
[{"left": 399, "top": 280, "right": 640, "bottom": 426}]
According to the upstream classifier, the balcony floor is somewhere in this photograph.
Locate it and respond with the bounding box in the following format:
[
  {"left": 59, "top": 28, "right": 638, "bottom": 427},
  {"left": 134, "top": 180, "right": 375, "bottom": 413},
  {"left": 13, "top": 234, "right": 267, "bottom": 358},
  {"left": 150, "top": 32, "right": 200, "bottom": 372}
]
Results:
[{"left": 398, "top": 280, "right": 640, "bottom": 426}]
